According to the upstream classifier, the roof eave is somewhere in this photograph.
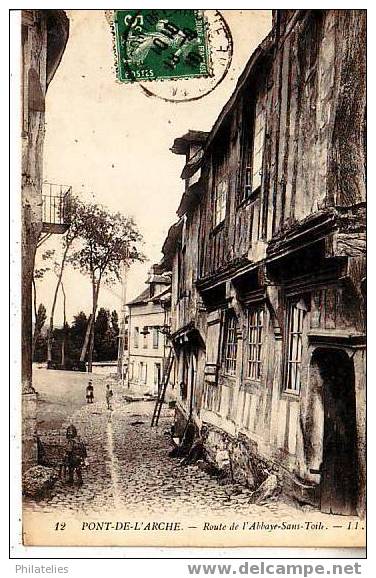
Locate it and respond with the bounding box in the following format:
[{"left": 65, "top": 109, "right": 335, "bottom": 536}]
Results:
[{"left": 204, "top": 30, "right": 275, "bottom": 154}]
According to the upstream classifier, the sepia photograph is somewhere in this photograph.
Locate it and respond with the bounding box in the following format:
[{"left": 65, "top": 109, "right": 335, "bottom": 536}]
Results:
[{"left": 16, "top": 8, "right": 366, "bottom": 549}]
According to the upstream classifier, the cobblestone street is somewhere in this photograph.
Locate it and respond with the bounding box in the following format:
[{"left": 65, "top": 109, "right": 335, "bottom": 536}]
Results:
[{"left": 23, "top": 370, "right": 353, "bottom": 526}]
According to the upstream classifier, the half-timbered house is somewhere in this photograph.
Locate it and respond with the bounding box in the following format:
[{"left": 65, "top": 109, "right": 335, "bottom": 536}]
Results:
[{"left": 161, "top": 9, "right": 366, "bottom": 517}]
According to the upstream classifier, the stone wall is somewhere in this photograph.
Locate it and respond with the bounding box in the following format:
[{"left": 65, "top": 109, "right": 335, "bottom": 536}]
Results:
[
  {"left": 204, "top": 423, "right": 270, "bottom": 488},
  {"left": 203, "top": 422, "right": 318, "bottom": 507},
  {"left": 22, "top": 393, "right": 38, "bottom": 473},
  {"left": 173, "top": 404, "right": 190, "bottom": 439}
]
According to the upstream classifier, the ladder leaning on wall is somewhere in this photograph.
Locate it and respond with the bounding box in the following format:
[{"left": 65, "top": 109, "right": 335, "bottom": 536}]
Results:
[{"left": 151, "top": 348, "right": 174, "bottom": 427}]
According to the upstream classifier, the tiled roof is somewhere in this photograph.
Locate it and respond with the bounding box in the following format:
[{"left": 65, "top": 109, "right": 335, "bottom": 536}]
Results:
[
  {"left": 127, "top": 287, "right": 150, "bottom": 306},
  {"left": 127, "top": 285, "right": 171, "bottom": 307},
  {"left": 150, "top": 286, "right": 171, "bottom": 303}
]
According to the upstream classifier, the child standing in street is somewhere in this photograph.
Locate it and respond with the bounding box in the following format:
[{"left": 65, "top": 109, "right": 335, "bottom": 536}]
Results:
[
  {"left": 64, "top": 424, "right": 87, "bottom": 486},
  {"left": 86, "top": 381, "right": 94, "bottom": 404},
  {"left": 106, "top": 383, "right": 113, "bottom": 410}
]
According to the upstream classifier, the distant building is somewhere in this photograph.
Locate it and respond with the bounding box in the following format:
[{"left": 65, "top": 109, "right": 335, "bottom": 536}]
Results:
[{"left": 126, "top": 266, "right": 173, "bottom": 396}]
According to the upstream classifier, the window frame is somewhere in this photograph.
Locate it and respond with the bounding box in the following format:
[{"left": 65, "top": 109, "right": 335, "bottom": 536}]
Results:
[
  {"left": 139, "top": 361, "right": 147, "bottom": 385},
  {"left": 152, "top": 327, "right": 159, "bottom": 349},
  {"left": 134, "top": 361, "right": 139, "bottom": 382},
  {"left": 178, "top": 243, "right": 186, "bottom": 299},
  {"left": 181, "top": 352, "right": 189, "bottom": 401},
  {"left": 300, "top": 12, "right": 322, "bottom": 85},
  {"left": 246, "top": 306, "right": 264, "bottom": 381},
  {"left": 213, "top": 178, "right": 228, "bottom": 228},
  {"left": 284, "top": 299, "right": 306, "bottom": 394},
  {"left": 221, "top": 310, "right": 238, "bottom": 377},
  {"left": 240, "top": 100, "right": 266, "bottom": 204},
  {"left": 134, "top": 326, "right": 139, "bottom": 348},
  {"left": 154, "top": 362, "right": 161, "bottom": 386}
]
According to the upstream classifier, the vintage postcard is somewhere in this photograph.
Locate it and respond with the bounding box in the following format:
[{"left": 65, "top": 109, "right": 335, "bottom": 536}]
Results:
[{"left": 18, "top": 8, "right": 366, "bottom": 548}]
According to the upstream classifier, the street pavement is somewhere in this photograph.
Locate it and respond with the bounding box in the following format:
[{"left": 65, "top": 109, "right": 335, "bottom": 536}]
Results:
[{"left": 23, "top": 370, "right": 344, "bottom": 523}]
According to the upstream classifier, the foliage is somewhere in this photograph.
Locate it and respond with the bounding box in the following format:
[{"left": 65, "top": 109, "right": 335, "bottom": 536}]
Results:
[
  {"left": 46, "top": 196, "right": 85, "bottom": 363},
  {"left": 35, "top": 303, "right": 47, "bottom": 335},
  {"left": 33, "top": 308, "right": 120, "bottom": 365},
  {"left": 67, "top": 201, "right": 145, "bottom": 370},
  {"left": 94, "top": 308, "right": 119, "bottom": 361},
  {"left": 34, "top": 249, "right": 55, "bottom": 281},
  {"left": 70, "top": 311, "right": 89, "bottom": 349},
  {"left": 33, "top": 249, "right": 55, "bottom": 331},
  {"left": 33, "top": 198, "right": 144, "bottom": 371},
  {"left": 111, "top": 310, "right": 119, "bottom": 336},
  {"left": 68, "top": 203, "right": 145, "bottom": 285},
  {"left": 32, "top": 303, "right": 47, "bottom": 362}
]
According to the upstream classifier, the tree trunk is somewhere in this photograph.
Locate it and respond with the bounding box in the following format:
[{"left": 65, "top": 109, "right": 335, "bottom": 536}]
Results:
[
  {"left": 79, "top": 314, "right": 93, "bottom": 363},
  {"left": 31, "top": 276, "right": 38, "bottom": 360},
  {"left": 87, "top": 327, "right": 95, "bottom": 373},
  {"left": 87, "top": 278, "right": 100, "bottom": 373},
  {"left": 61, "top": 282, "right": 66, "bottom": 368},
  {"left": 61, "top": 337, "right": 65, "bottom": 368},
  {"left": 22, "top": 205, "right": 41, "bottom": 393},
  {"left": 47, "top": 241, "right": 70, "bottom": 363}
]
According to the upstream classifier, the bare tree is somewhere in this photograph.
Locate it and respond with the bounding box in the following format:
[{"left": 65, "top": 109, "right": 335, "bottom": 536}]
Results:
[{"left": 46, "top": 197, "right": 83, "bottom": 365}]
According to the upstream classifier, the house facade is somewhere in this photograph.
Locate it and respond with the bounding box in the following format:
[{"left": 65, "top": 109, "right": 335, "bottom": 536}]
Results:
[
  {"left": 161, "top": 10, "right": 366, "bottom": 517},
  {"left": 126, "top": 266, "right": 173, "bottom": 396},
  {"left": 21, "top": 10, "right": 69, "bottom": 471}
]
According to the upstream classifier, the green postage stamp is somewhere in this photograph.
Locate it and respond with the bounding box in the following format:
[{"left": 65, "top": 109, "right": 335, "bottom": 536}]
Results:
[{"left": 113, "top": 9, "right": 211, "bottom": 83}]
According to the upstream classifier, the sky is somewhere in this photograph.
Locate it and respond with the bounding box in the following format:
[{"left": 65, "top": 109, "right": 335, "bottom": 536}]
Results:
[{"left": 36, "top": 9, "right": 272, "bottom": 325}]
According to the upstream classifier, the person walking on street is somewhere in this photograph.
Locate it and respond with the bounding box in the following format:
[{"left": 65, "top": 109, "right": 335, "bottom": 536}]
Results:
[
  {"left": 86, "top": 381, "right": 94, "bottom": 404},
  {"left": 106, "top": 383, "right": 113, "bottom": 410}
]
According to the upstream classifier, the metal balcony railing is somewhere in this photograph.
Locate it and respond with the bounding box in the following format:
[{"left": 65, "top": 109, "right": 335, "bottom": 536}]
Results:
[{"left": 41, "top": 182, "right": 72, "bottom": 234}]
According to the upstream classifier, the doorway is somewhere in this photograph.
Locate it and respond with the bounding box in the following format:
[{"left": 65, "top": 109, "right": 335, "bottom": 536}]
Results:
[{"left": 311, "top": 348, "right": 358, "bottom": 516}]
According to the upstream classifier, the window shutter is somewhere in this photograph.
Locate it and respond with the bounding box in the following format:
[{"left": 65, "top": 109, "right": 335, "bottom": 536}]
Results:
[
  {"left": 251, "top": 104, "right": 265, "bottom": 191},
  {"left": 205, "top": 311, "right": 223, "bottom": 382}
]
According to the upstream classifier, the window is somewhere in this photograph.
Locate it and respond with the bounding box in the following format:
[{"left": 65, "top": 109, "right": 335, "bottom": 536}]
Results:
[
  {"left": 301, "top": 13, "right": 322, "bottom": 83},
  {"left": 285, "top": 300, "right": 306, "bottom": 393},
  {"left": 143, "top": 328, "right": 148, "bottom": 349},
  {"left": 139, "top": 362, "right": 147, "bottom": 384},
  {"left": 128, "top": 361, "right": 134, "bottom": 381},
  {"left": 180, "top": 352, "right": 189, "bottom": 400},
  {"left": 153, "top": 327, "right": 159, "bottom": 349},
  {"left": 134, "top": 327, "right": 139, "bottom": 348},
  {"left": 143, "top": 362, "right": 148, "bottom": 384},
  {"left": 251, "top": 109, "right": 265, "bottom": 191},
  {"left": 247, "top": 307, "right": 264, "bottom": 380},
  {"left": 243, "top": 104, "right": 265, "bottom": 201},
  {"left": 214, "top": 179, "right": 227, "bottom": 227},
  {"left": 154, "top": 363, "right": 161, "bottom": 386},
  {"left": 178, "top": 244, "right": 186, "bottom": 298},
  {"left": 222, "top": 311, "right": 238, "bottom": 376}
]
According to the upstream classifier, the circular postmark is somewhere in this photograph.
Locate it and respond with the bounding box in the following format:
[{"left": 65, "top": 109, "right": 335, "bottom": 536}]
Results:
[{"left": 108, "top": 9, "right": 233, "bottom": 103}]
